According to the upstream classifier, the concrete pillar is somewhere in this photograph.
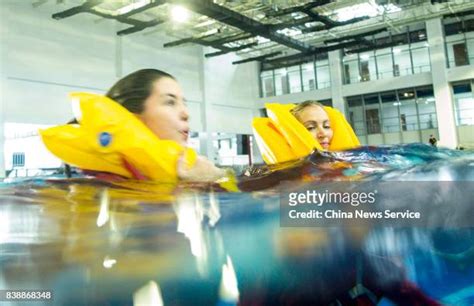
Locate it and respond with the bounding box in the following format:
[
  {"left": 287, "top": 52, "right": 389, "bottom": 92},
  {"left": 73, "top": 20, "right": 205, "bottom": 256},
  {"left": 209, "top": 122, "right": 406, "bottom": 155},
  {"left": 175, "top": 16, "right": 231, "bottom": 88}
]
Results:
[
  {"left": 0, "top": 86, "right": 5, "bottom": 179},
  {"left": 115, "top": 21, "right": 123, "bottom": 78},
  {"left": 426, "top": 18, "right": 458, "bottom": 148},
  {"left": 0, "top": 4, "right": 7, "bottom": 178},
  {"left": 328, "top": 50, "right": 346, "bottom": 115},
  {"left": 198, "top": 47, "right": 216, "bottom": 162}
]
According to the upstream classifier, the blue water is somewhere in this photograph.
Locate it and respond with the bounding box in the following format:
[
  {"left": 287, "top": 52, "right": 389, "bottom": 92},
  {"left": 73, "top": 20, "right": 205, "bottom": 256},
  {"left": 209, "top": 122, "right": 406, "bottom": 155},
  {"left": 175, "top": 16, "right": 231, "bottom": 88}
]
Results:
[{"left": 1, "top": 144, "right": 473, "bottom": 305}]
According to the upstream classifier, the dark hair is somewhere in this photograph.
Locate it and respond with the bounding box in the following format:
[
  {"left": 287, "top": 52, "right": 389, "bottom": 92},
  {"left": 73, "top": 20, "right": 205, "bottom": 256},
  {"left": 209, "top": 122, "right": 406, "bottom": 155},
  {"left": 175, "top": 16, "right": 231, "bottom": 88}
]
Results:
[{"left": 106, "top": 68, "right": 175, "bottom": 114}]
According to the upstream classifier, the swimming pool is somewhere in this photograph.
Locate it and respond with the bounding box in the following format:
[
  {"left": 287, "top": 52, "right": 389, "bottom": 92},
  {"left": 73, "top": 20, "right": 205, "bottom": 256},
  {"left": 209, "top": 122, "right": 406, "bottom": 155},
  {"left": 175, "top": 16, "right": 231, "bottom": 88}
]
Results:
[{"left": 1, "top": 144, "right": 473, "bottom": 305}]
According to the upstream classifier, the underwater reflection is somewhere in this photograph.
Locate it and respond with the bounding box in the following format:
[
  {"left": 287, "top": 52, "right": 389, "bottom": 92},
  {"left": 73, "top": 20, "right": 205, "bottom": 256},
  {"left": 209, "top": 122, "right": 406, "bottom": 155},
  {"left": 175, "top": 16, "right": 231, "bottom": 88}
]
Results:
[{"left": 0, "top": 144, "right": 473, "bottom": 305}]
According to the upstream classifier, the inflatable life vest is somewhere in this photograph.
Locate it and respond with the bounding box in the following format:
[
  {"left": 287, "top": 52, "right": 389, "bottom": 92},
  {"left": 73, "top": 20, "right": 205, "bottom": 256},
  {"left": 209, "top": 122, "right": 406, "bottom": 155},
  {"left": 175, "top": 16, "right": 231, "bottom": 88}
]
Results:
[
  {"left": 40, "top": 92, "right": 198, "bottom": 183},
  {"left": 253, "top": 103, "right": 360, "bottom": 164}
]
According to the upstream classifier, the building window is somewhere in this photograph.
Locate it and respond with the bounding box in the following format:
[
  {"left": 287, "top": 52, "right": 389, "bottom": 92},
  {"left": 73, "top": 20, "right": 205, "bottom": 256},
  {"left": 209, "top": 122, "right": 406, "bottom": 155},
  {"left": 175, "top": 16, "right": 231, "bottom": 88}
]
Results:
[
  {"left": 343, "top": 54, "right": 359, "bottom": 84},
  {"left": 363, "top": 94, "right": 381, "bottom": 134},
  {"left": 288, "top": 65, "right": 302, "bottom": 93},
  {"left": 381, "top": 91, "right": 400, "bottom": 133},
  {"left": 12, "top": 152, "right": 25, "bottom": 167},
  {"left": 375, "top": 48, "right": 393, "bottom": 79},
  {"left": 398, "top": 88, "right": 419, "bottom": 131},
  {"left": 453, "top": 82, "right": 474, "bottom": 126},
  {"left": 316, "top": 59, "right": 330, "bottom": 89},
  {"left": 359, "top": 51, "right": 376, "bottom": 82},
  {"left": 301, "top": 63, "right": 316, "bottom": 91},
  {"left": 274, "top": 68, "right": 289, "bottom": 95},
  {"left": 446, "top": 33, "right": 468, "bottom": 67},
  {"left": 347, "top": 96, "right": 366, "bottom": 135},
  {"left": 260, "top": 70, "right": 274, "bottom": 97},
  {"left": 415, "top": 87, "right": 437, "bottom": 129},
  {"left": 393, "top": 45, "right": 412, "bottom": 76},
  {"left": 466, "top": 32, "right": 474, "bottom": 65},
  {"left": 346, "top": 85, "right": 436, "bottom": 143},
  {"left": 410, "top": 41, "right": 431, "bottom": 73}
]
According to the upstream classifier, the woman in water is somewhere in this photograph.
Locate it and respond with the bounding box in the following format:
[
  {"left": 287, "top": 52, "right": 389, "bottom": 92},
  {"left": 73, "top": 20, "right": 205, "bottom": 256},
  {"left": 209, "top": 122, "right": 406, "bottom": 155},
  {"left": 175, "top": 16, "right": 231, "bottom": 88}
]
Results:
[
  {"left": 290, "top": 100, "right": 333, "bottom": 150},
  {"left": 103, "top": 68, "right": 225, "bottom": 181}
]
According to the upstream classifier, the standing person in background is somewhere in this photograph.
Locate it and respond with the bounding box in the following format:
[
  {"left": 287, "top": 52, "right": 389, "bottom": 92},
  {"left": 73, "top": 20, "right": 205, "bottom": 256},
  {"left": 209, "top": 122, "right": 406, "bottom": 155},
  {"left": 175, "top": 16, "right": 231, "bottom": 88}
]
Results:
[{"left": 429, "top": 135, "right": 438, "bottom": 147}]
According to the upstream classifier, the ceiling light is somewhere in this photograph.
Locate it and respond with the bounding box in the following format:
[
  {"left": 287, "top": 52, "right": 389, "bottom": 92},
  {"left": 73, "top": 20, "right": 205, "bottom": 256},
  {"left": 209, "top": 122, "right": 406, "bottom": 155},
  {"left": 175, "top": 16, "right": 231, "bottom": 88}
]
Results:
[
  {"left": 171, "top": 5, "right": 190, "bottom": 23},
  {"left": 393, "top": 48, "right": 401, "bottom": 54},
  {"left": 276, "top": 28, "right": 302, "bottom": 36},
  {"left": 360, "top": 54, "right": 370, "bottom": 60},
  {"left": 333, "top": 0, "right": 400, "bottom": 22},
  {"left": 117, "top": 0, "right": 151, "bottom": 15},
  {"left": 256, "top": 36, "right": 270, "bottom": 44}
]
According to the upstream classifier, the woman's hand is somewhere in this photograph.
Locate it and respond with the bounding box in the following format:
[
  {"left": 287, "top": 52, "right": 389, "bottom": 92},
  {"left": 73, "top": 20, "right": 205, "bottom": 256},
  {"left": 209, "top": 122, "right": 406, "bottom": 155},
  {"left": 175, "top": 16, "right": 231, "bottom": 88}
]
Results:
[{"left": 177, "top": 154, "right": 227, "bottom": 182}]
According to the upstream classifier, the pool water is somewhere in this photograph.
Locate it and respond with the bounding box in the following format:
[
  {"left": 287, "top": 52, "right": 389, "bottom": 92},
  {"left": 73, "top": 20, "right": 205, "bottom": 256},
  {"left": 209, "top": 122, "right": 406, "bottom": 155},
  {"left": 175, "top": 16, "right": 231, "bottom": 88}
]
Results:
[{"left": 1, "top": 144, "right": 473, "bottom": 305}]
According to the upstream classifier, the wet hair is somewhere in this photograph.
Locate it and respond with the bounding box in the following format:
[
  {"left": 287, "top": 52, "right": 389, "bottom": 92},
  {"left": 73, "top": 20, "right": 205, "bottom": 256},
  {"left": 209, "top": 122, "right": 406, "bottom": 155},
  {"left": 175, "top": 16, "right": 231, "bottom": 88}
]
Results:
[
  {"left": 106, "top": 68, "right": 175, "bottom": 114},
  {"left": 290, "top": 100, "right": 325, "bottom": 119}
]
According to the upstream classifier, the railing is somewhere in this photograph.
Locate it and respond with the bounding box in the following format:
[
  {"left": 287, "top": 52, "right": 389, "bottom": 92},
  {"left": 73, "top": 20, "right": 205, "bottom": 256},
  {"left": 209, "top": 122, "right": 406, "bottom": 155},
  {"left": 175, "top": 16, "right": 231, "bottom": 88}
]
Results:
[{"left": 345, "top": 64, "right": 431, "bottom": 84}]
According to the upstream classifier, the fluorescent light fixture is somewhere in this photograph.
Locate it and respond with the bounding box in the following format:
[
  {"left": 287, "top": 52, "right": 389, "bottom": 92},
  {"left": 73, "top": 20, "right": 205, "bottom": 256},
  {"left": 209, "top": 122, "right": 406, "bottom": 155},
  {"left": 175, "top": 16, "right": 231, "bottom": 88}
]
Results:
[
  {"left": 360, "top": 54, "right": 370, "bottom": 60},
  {"left": 171, "top": 5, "right": 190, "bottom": 23},
  {"left": 426, "top": 97, "right": 435, "bottom": 102},
  {"left": 256, "top": 36, "right": 270, "bottom": 44},
  {"left": 334, "top": 0, "right": 400, "bottom": 22},
  {"left": 276, "top": 28, "right": 302, "bottom": 36},
  {"left": 117, "top": 0, "right": 151, "bottom": 15},
  {"left": 393, "top": 48, "right": 401, "bottom": 54},
  {"left": 393, "top": 102, "right": 401, "bottom": 106}
]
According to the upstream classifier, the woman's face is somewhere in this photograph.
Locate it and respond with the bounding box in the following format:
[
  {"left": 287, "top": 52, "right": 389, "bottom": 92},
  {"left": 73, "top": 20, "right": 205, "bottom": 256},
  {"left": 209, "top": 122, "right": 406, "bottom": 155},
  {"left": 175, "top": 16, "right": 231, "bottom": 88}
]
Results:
[
  {"left": 296, "top": 105, "right": 333, "bottom": 149},
  {"left": 138, "top": 77, "right": 190, "bottom": 146}
]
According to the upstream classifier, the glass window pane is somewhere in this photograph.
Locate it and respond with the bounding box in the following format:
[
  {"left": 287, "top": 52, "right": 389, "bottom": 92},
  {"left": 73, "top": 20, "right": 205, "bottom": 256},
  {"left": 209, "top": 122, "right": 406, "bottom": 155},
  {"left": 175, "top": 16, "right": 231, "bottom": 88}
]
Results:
[
  {"left": 301, "top": 63, "right": 316, "bottom": 91},
  {"left": 381, "top": 91, "right": 400, "bottom": 133},
  {"left": 375, "top": 48, "right": 393, "bottom": 79},
  {"left": 347, "top": 96, "right": 365, "bottom": 135},
  {"left": 363, "top": 94, "right": 381, "bottom": 134},
  {"left": 410, "top": 42, "right": 431, "bottom": 73},
  {"left": 359, "top": 51, "right": 376, "bottom": 82},
  {"left": 287, "top": 65, "right": 302, "bottom": 93},
  {"left": 416, "top": 87, "right": 437, "bottom": 129},
  {"left": 274, "top": 68, "right": 289, "bottom": 95},
  {"left": 466, "top": 37, "right": 474, "bottom": 65},
  {"left": 446, "top": 34, "right": 465, "bottom": 68},
  {"left": 393, "top": 45, "right": 412, "bottom": 76},
  {"left": 316, "top": 59, "right": 330, "bottom": 89},
  {"left": 343, "top": 54, "right": 359, "bottom": 84},
  {"left": 398, "top": 89, "right": 419, "bottom": 131},
  {"left": 260, "top": 70, "right": 274, "bottom": 97},
  {"left": 453, "top": 82, "right": 474, "bottom": 126}
]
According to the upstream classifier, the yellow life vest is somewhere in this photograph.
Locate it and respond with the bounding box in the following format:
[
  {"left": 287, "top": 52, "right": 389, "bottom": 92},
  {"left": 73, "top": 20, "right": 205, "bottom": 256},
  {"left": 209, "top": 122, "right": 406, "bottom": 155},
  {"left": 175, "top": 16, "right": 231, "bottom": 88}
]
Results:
[
  {"left": 253, "top": 103, "right": 360, "bottom": 165},
  {"left": 39, "top": 92, "right": 198, "bottom": 183}
]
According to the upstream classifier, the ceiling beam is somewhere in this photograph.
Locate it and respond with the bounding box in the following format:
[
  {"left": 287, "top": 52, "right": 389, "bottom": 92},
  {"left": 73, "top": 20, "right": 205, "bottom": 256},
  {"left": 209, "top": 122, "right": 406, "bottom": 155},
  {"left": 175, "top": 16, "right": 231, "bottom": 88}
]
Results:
[
  {"left": 323, "top": 28, "right": 387, "bottom": 44},
  {"left": 205, "top": 42, "right": 258, "bottom": 58},
  {"left": 232, "top": 52, "right": 282, "bottom": 65},
  {"left": 52, "top": 0, "right": 167, "bottom": 35},
  {"left": 52, "top": 0, "right": 104, "bottom": 19},
  {"left": 168, "top": 0, "right": 314, "bottom": 53}
]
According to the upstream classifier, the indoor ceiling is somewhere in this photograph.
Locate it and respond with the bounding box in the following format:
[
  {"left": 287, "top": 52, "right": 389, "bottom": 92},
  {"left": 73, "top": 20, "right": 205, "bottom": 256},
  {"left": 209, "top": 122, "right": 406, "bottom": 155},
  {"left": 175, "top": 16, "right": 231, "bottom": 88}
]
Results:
[{"left": 40, "top": 0, "right": 474, "bottom": 65}]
